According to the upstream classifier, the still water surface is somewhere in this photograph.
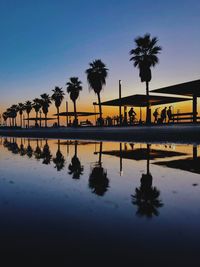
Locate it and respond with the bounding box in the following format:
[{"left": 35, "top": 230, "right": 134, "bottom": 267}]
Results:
[{"left": 0, "top": 137, "right": 200, "bottom": 265}]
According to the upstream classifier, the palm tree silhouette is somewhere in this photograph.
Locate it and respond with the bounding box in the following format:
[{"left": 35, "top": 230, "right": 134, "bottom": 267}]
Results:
[
  {"left": 18, "top": 103, "right": 24, "bottom": 128},
  {"left": 66, "top": 77, "right": 82, "bottom": 126},
  {"left": 68, "top": 141, "right": 84, "bottom": 179},
  {"left": 40, "top": 94, "right": 51, "bottom": 127},
  {"left": 86, "top": 60, "right": 108, "bottom": 126},
  {"left": 131, "top": 144, "right": 163, "bottom": 217},
  {"left": 53, "top": 140, "right": 65, "bottom": 171},
  {"left": 130, "top": 34, "right": 162, "bottom": 123},
  {"left": 32, "top": 98, "right": 42, "bottom": 127},
  {"left": 24, "top": 101, "right": 32, "bottom": 128},
  {"left": 51, "top": 86, "right": 65, "bottom": 127},
  {"left": 89, "top": 142, "right": 109, "bottom": 196},
  {"left": 2, "top": 112, "right": 9, "bottom": 126},
  {"left": 8, "top": 105, "right": 18, "bottom": 127}
]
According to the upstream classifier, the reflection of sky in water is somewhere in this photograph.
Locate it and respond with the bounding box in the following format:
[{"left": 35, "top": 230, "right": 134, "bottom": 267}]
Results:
[{"left": 0, "top": 137, "right": 200, "bottom": 264}]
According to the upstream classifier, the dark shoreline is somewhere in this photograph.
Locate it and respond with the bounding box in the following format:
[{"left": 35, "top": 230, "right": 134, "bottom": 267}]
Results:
[{"left": 1, "top": 124, "right": 200, "bottom": 144}]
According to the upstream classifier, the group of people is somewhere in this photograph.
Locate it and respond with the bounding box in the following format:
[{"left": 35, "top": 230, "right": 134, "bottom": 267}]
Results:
[{"left": 153, "top": 106, "right": 172, "bottom": 123}]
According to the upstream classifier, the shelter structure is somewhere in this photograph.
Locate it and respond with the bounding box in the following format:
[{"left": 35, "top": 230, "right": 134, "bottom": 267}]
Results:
[
  {"left": 55, "top": 111, "right": 100, "bottom": 126},
  {"left": 151, "top": 79, "right": 200, "bottom": 122},
  {"left": 98, "top": 94, "right": 191, "bottom": 123}
]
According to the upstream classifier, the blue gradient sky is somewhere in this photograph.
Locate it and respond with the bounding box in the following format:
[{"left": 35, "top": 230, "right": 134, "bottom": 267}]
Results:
[{"left": 0, "top": 0, "right": 200, "bottom": 116}]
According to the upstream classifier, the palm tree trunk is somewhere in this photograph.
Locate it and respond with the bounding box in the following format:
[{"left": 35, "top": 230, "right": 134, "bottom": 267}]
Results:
[
  {"left": 27, "top": 113, "right": 29, "bottom": 128},
  {"left": 36, "top": 111, "right": 38, "bottom": 126},
  {"left": 97, "top": 92, "right": 103, "bottom": 126},
  {"left": 45, "top": 114, "right": 47, "bottom": 127},
  {"left": 73, "top": 101, "right": 77, "bottom": 126},
  {"left": 97, "top": 92, "right": 102, "bottom": 119},
  {"left": 57, "top": 107, "right": 60, "bottom": 127},
  {"left": 20, "top": 114, "right": 22, "bottom": 128},
  {"left": 146, "top": 81, "right": 151, "bottom": 124}
]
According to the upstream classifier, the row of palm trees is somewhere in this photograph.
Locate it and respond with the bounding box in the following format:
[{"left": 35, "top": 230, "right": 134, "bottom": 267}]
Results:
[{"left": 2, "top": 33, "right": 161, "bottom": 126}]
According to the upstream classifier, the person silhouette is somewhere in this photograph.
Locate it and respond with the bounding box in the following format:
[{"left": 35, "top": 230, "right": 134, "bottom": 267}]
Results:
[
  {"left": 153, "top": 108, "right": 159, "bottom": 123},
  {"left": 128, "top": 107, "right": 136, "bottom": 125},
  {"left": 161, "top": 107, "right": 167, "bottom": 123},
  {"left": 167, "top": 106, "right": 172, "bottom": 123}
]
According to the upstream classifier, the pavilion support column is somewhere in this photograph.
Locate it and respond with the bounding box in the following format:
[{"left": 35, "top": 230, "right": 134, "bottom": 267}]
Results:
[
  {"left": 119, "top": 80, "right": 122, "bottom": 126},
  {"left": 193, "top": 94, "right": 197, "bottom": 123}
]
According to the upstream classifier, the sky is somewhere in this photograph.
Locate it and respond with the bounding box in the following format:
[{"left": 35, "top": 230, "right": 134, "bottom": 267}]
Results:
[{"left": 0, "top": 0, "right": 200, "bottom": 123}]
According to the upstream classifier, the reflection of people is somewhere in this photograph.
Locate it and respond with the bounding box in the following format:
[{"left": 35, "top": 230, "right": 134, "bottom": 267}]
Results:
[
  {"left": 161, "top": 107, "right": 167, "bottom": 123},
  {"left": 128, "top": 108, "right": 136, "bottom": 124},
  {"left": 153, "top": 108, "right": 159, "bottom": 123},
  {"left": 167, "top": 106, "right": 172, "bottom": 123}
]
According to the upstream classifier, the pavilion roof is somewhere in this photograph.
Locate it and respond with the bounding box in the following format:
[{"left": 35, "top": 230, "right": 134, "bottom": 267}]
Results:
[
  {"left": 98, "top": 148, "right": 186, "bottom": 161},
  {"left": 99, "top": 94, "right": 190, "bottom": 107},
  {"left": 55, "top": 111, "right": 99, "bottom": 117},
  {"left": 24, "top": 118, "right": 56, "bottom": 121},
  {"left": 151, "top": 79, "right": 200, "bottom": 96}
]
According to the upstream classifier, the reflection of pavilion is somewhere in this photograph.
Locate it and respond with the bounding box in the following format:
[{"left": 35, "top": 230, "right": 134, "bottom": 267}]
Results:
[
  {"left": 154, "top": 146, "right": 200, "bottom": 174},
  {"left": 98, "top": 143, "right": 187, "bottom": 175}
]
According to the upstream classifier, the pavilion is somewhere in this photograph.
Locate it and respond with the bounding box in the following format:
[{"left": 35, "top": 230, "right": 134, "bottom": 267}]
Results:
[
  {"left": 24, "top": 117, "right": 56, "bottom": 127},
  {"left": 55, "top": 111, "right": 99, "bottom": 126},
  {"left": 99, "top": 94, "right": 191, "bottom": 123},
  {"left": 151, "top": 79, "right": 200, "bottom": 122}
]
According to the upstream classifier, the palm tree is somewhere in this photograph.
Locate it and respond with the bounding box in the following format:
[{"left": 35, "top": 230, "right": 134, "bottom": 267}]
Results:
[
  {"left": 40, "top": 94, "right": 51, "bottom": 127},
  {"left": 66, "top": 77, "right": 82, "bottom": 126},
  {"left": 86, "top": 59, "right": 108, "bottom": 126},
  {"left": 24, "top": 101, "right": 32, "bottom": 128},
  {"left": 18, "top": 103, "right": 24, "bottom": 128},
  {"left": 7, "top": 105, "right": 18, "bottom": 127},
  {"left": 2, "top": 112, "right": 9, "bottom": 126},
  {"left": 130, "top": 34, "right": 162, "bottom": 123},
  {"left": 51, "top": 86, "right": 65, "bottom": 127},
  {"left": 32, "top": 98, "right": 42, "bottom": 127}
]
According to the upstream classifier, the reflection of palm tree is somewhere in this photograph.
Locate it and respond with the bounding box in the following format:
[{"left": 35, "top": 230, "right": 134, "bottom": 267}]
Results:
[
  {"left": 26, "top": 139, "right": 33, "bottom": 158},
  {"left": 132, "top": 144, "right": 163, "bottom": 217},
  {"left": 53, "top": 140, "right": 65, "bottom": 171},
  {"left": 68, "top": 141, "right": 84, "bottom": 179},
  {"left": 89, "top": 142, "right": 109, "bottom": 196},
  {"left": 19, "top": 138, "right": 26, "bottom": 156},
  {"left": 5, "top": 138, "right": 19, "bottom": 154},
  {"left": 86, "top": 60, "right": 108, "bottom": 126},
  {"left": 34, "top": 139, "right": 42, "bottom": 160},
  {"left": 130, "top": 34, "right": 162, "bottom": 123},
  {"left": 41, "top": 140, "right": 52, "bottom": 164}
]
